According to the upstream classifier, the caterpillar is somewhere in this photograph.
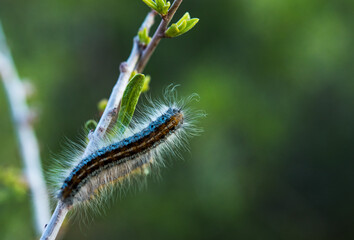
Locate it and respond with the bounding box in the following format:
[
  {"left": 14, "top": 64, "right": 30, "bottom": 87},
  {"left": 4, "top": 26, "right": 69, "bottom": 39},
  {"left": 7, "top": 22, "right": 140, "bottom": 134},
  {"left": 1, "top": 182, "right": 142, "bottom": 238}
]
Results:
[{"left": 50, "top": 89, "right": 203, "bottom": 208}]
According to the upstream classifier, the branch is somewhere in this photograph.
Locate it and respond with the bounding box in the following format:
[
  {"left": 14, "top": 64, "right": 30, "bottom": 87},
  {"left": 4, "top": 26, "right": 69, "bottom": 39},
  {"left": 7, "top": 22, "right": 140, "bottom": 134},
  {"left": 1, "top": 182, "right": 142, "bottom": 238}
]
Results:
[
  {"left": 136, "top": 0, "right": 183, "bottom": 72},
  {"left": 39, "top": 201, "right": 70, "bottom": 240},
  {"left": 83, "top": 10, "right": 156, "bottom": 156},
  {"left": 83, "top": 0, "right": 182, "bottom": 155},
  {"left": 40, "top": 10, "right": 158, "bottom": 240},
  {"left": 0, "top": 22, "right": 51, "bottom": 235},
  {"left": 41, "top": 1, "right": 185, "bottom": 238}
]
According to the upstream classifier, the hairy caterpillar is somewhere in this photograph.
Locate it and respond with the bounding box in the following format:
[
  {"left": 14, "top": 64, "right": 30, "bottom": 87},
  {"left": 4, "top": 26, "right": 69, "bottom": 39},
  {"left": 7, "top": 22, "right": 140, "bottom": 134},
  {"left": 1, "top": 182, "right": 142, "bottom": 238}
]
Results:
[{"left": 50, "top": 89, "right": 203, "bottom": 208}]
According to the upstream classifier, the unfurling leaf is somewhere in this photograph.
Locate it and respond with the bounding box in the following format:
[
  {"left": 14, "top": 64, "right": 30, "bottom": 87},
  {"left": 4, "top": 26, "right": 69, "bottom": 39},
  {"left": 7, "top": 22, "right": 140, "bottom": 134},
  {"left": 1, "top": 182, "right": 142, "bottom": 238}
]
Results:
[
  {"left": 138, "top": 27, "right": 151, "bottom": 45},
  {"left": 142, "top": 0, "right": 170, "bottom": 16},
  {"left": 165, "top": 12, "right": 199, "bottom": 38},
  {"left": 116, "top": 74, "right": 145, "bottom": 133}
]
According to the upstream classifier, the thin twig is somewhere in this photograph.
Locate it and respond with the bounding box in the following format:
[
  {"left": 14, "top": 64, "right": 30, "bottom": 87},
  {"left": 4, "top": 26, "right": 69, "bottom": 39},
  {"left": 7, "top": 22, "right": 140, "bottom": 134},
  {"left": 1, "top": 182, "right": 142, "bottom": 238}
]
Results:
[
  {"left": 41, "top": 1, "right": 184, "bottom": 239},
  {"left": 83, "top": 10, "right": 156, "bottom": 157},
  {"left": 40, "top": 11, "right": 157, "bottom": 240},
  {"left": 136, "top": 0, "right": 183, "bottom": 72},
  {"left": 39, "top": 201, "right": 70, "bottom": 240},
  {"left": 0, "top": 22, "right": 51, "bottom": 235}
]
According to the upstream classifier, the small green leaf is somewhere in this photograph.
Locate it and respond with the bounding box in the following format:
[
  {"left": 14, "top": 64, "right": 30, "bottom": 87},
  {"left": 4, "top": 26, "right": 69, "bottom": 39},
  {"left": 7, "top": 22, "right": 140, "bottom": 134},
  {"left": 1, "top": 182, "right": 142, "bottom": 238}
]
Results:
[
  {"left": 129, "top": 70, "right": 138, "bottom": 80},
  {"left": 165, "top": 13, "right": 199, "bottom": 38},
  {"left": 161, "top": 1, "right": 171, "bottom": 15},
  {"left": 180, "top": 18, "right": 199, "bottom": 35},
  {"left": 142, "top": 75, "right": 151, "bottom": 92},
  {"left": 85, "top": 119, "right": 98, "bottom": 131},
  {"left": 142, "top": 0, "right": 170, "bottom": 15},
  {"left": 156, "top": 0, "right": 164, "bottom": 8},
  {"left": 116, "top": 74, "right": 145, "bottom": 133},
  {"left": 165, "top": 23, "right": 180, "bottom": 38},
  {"left": 176, "top": 12, "right": 190, "bottom": 26},
  {"left": 142, "top": 0, "right": 157, "bottom": 10},
  {"left": 177, "top": 20, "right": 187, "bottom": 31},
  {"left": 138, "top": 27, "right": 151, "bottom": 45},
  {"left": 156, "top": 0, "right": 170, "bottom": 15}
]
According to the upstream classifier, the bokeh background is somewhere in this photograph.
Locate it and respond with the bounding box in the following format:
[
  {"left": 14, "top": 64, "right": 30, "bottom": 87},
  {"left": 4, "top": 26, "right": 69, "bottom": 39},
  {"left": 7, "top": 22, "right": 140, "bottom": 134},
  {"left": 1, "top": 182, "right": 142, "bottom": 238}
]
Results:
[{"left": 1, "top": 0, "right": 354, "bottom": 239}]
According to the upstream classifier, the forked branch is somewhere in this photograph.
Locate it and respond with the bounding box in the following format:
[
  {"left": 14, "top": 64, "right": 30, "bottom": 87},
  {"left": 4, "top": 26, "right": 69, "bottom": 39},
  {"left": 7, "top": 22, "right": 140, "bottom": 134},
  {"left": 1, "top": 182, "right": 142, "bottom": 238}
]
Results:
[{"left": 40, "top": 1, "right": 184, "bottom": 239}]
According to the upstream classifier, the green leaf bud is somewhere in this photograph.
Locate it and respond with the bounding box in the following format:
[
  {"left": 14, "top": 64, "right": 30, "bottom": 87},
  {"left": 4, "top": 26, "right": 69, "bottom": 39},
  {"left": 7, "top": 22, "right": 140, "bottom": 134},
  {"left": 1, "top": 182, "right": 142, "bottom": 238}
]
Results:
[
  {"left": 138, "top": 27, "right": 151, "bottom": 46},
  {"left": 142, "top": 0, "right": 170, "bottom": 16},
  {"left": 97, "top": 98, "right": 108, "bottom": 112},
  {"left": 165, "top": 12, "right": 199, "bottom": 38}
]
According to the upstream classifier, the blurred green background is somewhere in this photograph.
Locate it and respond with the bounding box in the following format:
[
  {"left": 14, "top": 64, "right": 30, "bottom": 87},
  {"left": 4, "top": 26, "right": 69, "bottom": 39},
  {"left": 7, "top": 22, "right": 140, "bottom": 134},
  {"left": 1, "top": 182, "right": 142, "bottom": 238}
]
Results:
[{"left": 1, "top": 0, "right": 354, "bottom": 239}]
